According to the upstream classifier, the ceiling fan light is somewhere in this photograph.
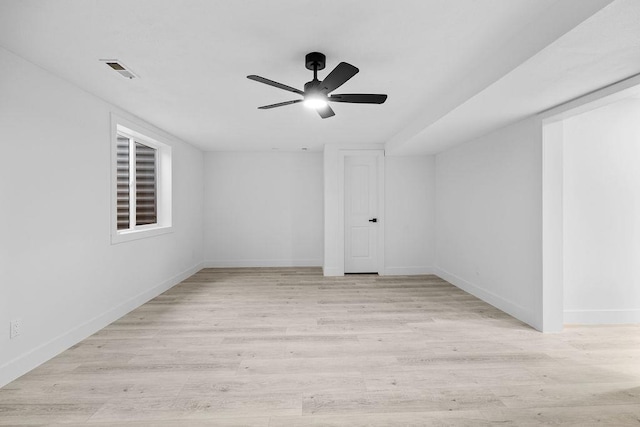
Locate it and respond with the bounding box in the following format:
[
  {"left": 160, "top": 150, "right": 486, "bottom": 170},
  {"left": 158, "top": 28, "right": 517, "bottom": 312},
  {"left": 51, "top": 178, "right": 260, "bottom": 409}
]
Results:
[{"left": 303, "top": 95, "right": 328, "bottom": 109}]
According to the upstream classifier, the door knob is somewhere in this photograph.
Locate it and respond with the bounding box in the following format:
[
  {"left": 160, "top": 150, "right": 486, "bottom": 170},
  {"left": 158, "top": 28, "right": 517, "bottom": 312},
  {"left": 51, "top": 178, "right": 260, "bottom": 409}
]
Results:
[{"left": 369, "top": 218, "right": 377, "bottom": 223}]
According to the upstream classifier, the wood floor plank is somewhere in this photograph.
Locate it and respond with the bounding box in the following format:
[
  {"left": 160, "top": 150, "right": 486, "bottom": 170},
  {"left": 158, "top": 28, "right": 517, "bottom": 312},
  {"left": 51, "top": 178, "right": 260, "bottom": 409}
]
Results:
[
  {"left": 269, "top": 410, "right": 490, "bottom": 426},
  {"left": 1, "top": 267, "right": 640, "bottom": 425},
  {"left": 301, "top": 389, "right": 505, "bottom": 415},
  {"left": 481, "top": 404, "right": 640, "bottom": 426}
]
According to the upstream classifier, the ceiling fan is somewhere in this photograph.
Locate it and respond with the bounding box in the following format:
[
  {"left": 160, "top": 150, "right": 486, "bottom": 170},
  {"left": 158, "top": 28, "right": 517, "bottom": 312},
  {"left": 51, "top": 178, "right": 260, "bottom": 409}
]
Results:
[{"left": 247, "top": 52, "right": 387, "bottom": 119}]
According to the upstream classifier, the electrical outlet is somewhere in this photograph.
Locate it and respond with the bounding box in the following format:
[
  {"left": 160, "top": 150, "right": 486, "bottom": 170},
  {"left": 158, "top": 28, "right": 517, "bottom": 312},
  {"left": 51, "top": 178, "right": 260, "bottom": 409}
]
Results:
[{"left": 10, "top": 319, "right": 21, "bottom": 339}]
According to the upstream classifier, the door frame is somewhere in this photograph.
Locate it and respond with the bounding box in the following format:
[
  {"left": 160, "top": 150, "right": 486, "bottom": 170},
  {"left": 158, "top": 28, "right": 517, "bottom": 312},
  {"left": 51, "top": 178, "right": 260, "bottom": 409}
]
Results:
[
  {"left": 338, "top": 149, "right": 385, "bottom": 275},
  {"left": 540, "top": 74, "right": 640, "bottom": 332}
]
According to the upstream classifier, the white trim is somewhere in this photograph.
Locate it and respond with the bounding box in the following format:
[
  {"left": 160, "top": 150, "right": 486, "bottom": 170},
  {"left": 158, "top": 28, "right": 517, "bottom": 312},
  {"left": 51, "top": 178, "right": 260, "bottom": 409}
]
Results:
[
  {"left": 0, "top": 262, "right": 203, "bottom": 388},
  {"left": 110, "top": 113, "right": 173, "bottom": 244},
  {"left": 564, "top": 309, "right": 640, "bottom": 325},
  {"left": 322, "top": 267, "right": 344, "bottom": 277},
  {"left": 204, "top": 259, "right": 322, "bottom": 268},
  {"left": 339, "top": 149, "right": 385, "bottom": 275},
  {"left": 111, "top": 113, "right": 177, "bottom": 148},
  {"left": 385, "top": 266, "right": 434, "bottom": 276},
  {"left": 128, "top": 136, "right": 137, "bottom": 228},
  {"left": 377, "top": 153, "right": 386, "bottom": 276},
  {"left": 541, "top": 120, "right": 564, "bottom": 332},
  {"left": 114, "top": 225, "right": 173, "bottom": 243},
  {"left": 337, "top": 152, "right": 346, "bottom": 274},
  {"left": 434, "top": 267, "right": 537, "bottom": 329}
]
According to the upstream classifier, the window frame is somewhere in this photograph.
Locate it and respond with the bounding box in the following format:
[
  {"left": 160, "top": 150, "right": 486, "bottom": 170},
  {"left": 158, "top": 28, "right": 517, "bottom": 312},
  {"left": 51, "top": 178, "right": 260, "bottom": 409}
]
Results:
[{"left": 110, "top": 114, "right": 172, "bottom": 244}]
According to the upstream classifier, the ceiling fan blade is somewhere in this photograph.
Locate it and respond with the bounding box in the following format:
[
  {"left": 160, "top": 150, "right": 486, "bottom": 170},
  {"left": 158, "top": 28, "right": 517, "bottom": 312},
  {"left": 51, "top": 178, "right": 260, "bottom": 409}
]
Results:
[
  {"left": 319, "top": 62, "right": 359, "bottom": 93},
  {"left": 329, "top": 94, "right": 387, "bottom": 104},
  {"left": 258, "top": 99, "right": 303, "bottom": 109},
  {"left": 247, "top": 75, "right": 304, "bottom": 95},
  {"left": 317, "top": 104, "right": 335, "bottom": 119}
]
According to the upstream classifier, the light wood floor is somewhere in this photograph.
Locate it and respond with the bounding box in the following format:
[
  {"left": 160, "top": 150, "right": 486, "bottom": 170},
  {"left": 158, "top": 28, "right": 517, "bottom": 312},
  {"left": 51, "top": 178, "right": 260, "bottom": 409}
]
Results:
[{"left": 2, "top": 268, "right": 640, "bottom": 426}]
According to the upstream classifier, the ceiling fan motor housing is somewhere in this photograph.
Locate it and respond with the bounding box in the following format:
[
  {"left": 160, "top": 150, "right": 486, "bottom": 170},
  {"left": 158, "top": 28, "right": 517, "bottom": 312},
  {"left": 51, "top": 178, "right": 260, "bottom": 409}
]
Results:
[
  {"left": 304, "top": 80, "right": 322, "bottom": 93},
  {"left": 305, "top": 52, "right": 326, "bottom": 71}
]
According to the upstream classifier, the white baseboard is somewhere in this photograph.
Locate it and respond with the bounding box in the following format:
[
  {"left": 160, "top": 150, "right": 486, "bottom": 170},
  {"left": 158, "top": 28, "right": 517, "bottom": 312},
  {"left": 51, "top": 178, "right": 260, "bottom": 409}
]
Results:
[
  {"left": 322, "top": 267, "right": 344, "bottom": 277},
  {"left": 384, "top": 266, "right": 434, "bottom": 276},
  {"left": 564, "top": 309, "right": 640, "bottom": 325},
  {"left": 204, "top": 259, "right": 322, "bottom": 268},
  {"left": 0, "top": 262, "right": 203, "bottom": 388},
  {"left": 433, "top": 267, "right": 538, "bottom": 330}
]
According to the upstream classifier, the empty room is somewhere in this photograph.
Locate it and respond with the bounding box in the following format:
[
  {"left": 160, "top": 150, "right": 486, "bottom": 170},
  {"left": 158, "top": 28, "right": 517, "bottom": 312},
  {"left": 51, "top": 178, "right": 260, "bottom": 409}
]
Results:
[{"left": 2, "top": 0, "right": 640, "bottom": 425}]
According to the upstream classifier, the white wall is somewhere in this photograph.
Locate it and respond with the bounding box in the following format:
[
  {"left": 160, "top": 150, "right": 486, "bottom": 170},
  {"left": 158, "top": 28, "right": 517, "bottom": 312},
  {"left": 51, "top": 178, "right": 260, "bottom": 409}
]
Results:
[
  {"left": 323, "top": 145, "right": 435, "bottom": 276},
  {"left": 563, "top": 98, "right": 640, "bottom": 324},
  {"left": 203, "top": 152, "right": 323, "bottom": 267},
  {"left": 0, "top": 47, "right": 204, "bottom": 387},
  {"left": 435, "top": 117, "right": 543, "bottom": 329},
  {"left": 385, "top": 156, "right": 435, "bottom": 275}
]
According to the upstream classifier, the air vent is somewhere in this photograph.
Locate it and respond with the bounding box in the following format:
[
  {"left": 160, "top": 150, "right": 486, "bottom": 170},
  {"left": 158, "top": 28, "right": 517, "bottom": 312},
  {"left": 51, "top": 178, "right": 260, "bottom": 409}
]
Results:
[{"left": 100, "top": 59, "right": 137, "bottom": 79}]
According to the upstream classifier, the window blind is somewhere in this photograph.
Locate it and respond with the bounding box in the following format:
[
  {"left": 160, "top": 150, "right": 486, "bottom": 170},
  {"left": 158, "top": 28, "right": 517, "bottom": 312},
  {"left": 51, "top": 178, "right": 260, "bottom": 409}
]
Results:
[
  {"left": 116, "top": 135, "right": 157, "bottom": 230},
  {"left": 116, "top": 136, "right": 130, "bottom": 230},
  {"left": 134, "top": 142, "right": 157, "bottom": 226}
]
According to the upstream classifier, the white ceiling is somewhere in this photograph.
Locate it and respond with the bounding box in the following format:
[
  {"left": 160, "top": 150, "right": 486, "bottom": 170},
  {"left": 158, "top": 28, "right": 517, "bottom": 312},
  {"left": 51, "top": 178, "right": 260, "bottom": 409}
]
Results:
[
  {"left": 389, "top": 0, "right": 640, "bottom": 154},
  {"left": 0, "top": 0, "right": 637, "bottom": 153}
]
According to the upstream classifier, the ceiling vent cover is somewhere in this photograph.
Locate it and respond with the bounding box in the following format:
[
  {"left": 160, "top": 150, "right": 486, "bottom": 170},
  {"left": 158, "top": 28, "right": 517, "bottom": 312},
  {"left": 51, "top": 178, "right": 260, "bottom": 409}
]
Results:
[{"left": 100, "top": 59, "right": 137, "bottom": 79}]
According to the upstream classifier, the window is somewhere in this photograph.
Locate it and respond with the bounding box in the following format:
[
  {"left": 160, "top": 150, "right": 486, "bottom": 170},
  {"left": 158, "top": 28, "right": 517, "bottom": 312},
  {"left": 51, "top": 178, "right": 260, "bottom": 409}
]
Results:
[
  {"left": 116, "top": 135, "right": 158, "bottom": 229},
  {"left": 111, "top": 115, "right": 172, "bottom": 243}
]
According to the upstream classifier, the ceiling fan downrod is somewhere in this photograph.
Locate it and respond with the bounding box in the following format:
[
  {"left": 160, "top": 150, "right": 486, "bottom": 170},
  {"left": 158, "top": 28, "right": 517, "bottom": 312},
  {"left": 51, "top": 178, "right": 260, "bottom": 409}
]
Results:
[{"left": 305, "top": 52, "right": 325, "bottom": 89}]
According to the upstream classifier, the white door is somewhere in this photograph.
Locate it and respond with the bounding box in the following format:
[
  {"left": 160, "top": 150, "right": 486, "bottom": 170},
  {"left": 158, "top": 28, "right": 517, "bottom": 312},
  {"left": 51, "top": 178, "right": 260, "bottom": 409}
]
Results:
[{"left": 344, "top": 155, "right": 379, "bottom": 273}]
